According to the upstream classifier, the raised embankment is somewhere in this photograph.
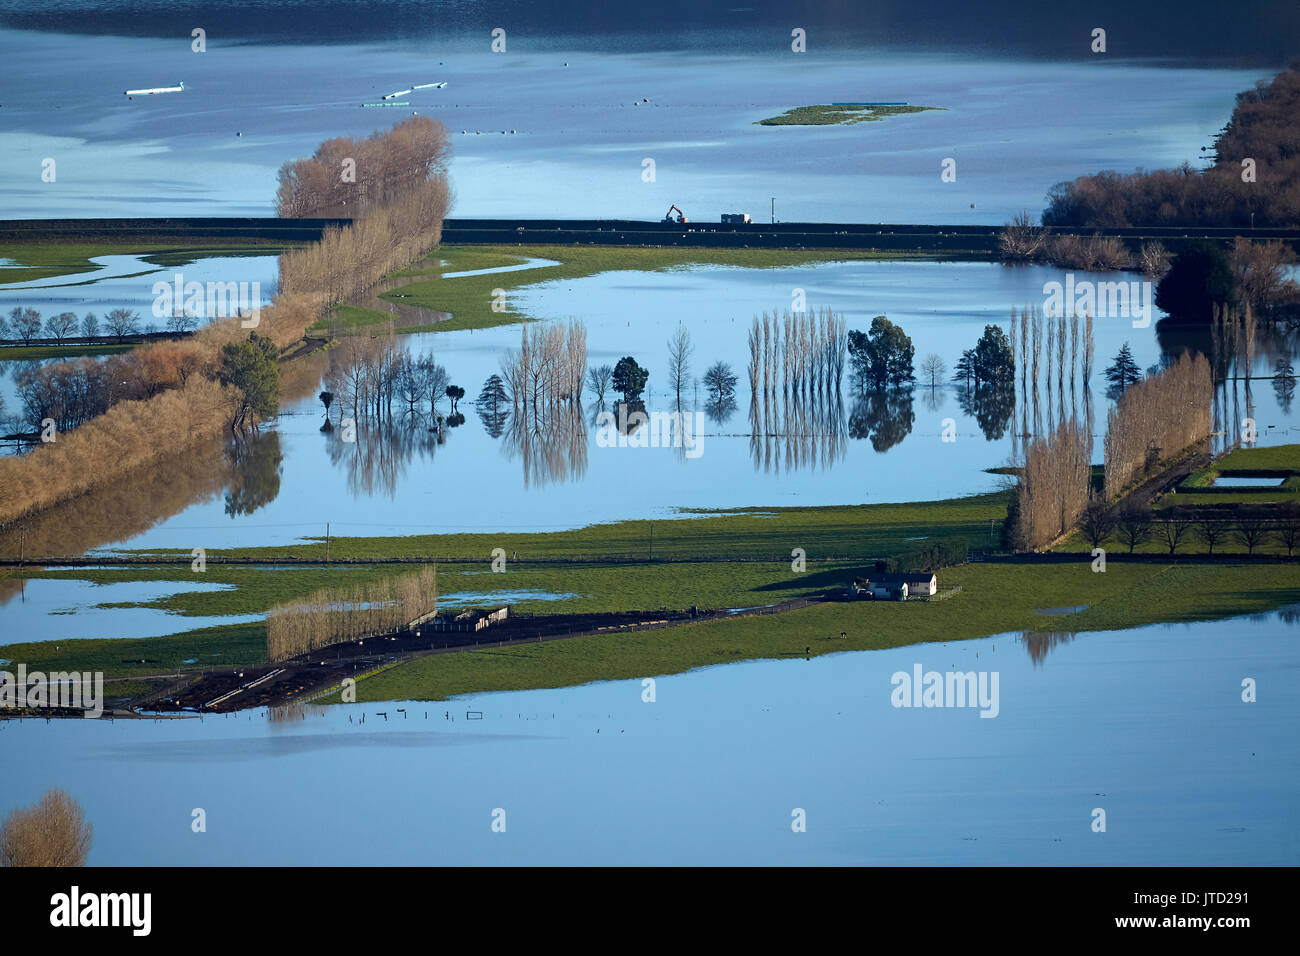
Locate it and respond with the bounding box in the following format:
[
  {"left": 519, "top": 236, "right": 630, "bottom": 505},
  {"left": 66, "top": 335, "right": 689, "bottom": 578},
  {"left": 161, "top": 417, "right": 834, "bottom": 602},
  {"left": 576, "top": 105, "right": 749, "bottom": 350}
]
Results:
[{"left": 4, "top": 218, "right": 1298, "bottom": 253}]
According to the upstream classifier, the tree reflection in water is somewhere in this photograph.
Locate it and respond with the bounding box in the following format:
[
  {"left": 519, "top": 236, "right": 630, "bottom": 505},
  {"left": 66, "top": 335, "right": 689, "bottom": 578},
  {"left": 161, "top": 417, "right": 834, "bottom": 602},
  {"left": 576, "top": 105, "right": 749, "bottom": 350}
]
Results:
[
  {"left": 1020, "top": 630, "right": 1077, "bottom": 667},
  {"left": 959, "top": 380, "right": 1016, "bottom": 441},
  {"left": 704, "top": 395, "right": 738, "bottom": 426},
  {"left": 503, "top": 400, "right": 588, "bottom": 489},
  {"left": 325, "top": 420, "right": 441, "bottom": 498},
  {"left": 749, "top": 386, "right": 847, "bottom": 473},
  {"left": 848, "top": 389, "right": 914, "bottom": 453},
  {"left": 0, "top": 433, "right": 233, "bottom": 559},
  {"left": 223, "top": 429, "right": 284, "bottom": 517}
]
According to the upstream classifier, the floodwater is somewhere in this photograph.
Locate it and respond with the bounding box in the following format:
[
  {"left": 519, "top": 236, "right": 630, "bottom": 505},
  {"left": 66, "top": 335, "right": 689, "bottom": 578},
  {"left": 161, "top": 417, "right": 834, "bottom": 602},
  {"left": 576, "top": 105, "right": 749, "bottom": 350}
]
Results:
[
  {"left": 1213, "top": 476, "right": 1286, "bottom": 488},
  {"left": 0, "top": 252, "right": 279, "bottom": 417},
  {"left": 439, "top": 589, "right": 579, "bottom": 607},
  {"left": 1, "top": 608, "right": 1295, "bottom": 865},
  {"left": 0, "top": 253, "right": 278, "bottom": 328},
  {"left": 0, "top": 27, "right": 1267, "bottom": 222},
  {"left": 69, "top": 257, "right": 1299, "bottom": 553},
  {"left": 0, "top": 577, "right": 259, "bottom": 641}
]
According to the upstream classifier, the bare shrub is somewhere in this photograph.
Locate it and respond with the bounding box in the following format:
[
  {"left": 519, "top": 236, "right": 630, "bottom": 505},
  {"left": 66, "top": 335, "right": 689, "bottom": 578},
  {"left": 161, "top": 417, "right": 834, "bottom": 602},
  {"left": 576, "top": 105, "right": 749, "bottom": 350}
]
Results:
[
  {"left": 0, "top": 788, "right": 92, "bottom": 867},
  {"left": 1229, "top": 237, "right": 1299, "bottom": 313},
  {"left": 998, "top": 210, "right": 1050, "bottom": 260},
  {"left": 1047, "top": 234, "right": 1132, "bottom": 271},
  {"left": 1138, "top": 241, "right": 1172, "bottom": 278}
]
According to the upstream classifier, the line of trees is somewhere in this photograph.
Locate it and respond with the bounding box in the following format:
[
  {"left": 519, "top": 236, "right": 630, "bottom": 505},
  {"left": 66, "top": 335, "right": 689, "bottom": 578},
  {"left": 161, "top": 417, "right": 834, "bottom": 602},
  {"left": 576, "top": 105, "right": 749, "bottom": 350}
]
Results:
[
  {"left": 1007, "top": 420, "right": 1091, "bottom": 551},
  {"left": 0, "top": 376, "right": 240, "bottom": 525},
  {"left": 748, "top": 308, "right": 847, "bottom": 398},
  {"left": 266, "top": 565, "right": 437, "bottom": 661},
  {"left": 276, "top": 116, "right": 451, "bottom": 219},
  {"left": 1103, "top": 352, "right": 1212, "bottom": 500},
  {"left": 0, "top": 119, "right": 450, "bottom": 527},
  {"left": 0, "top": 307, "right": 181, "bottom": 344},
  {"left": 278, "top": 179, "right": 450, "bottom": 308},
  {"left": 325, "top": 333, "right": 449, "bottom": 425},
  {"left": 499, "top": 319, "right": 587, "bottom": 410},
  {"left": 1041, "top": 65, "right": 1300, "bottom": 229},
  {"left": 1083, "top": 505, "right": 1300, "bottom": 557},
  {"left": 1008, "top": 304, "right": 1095, "bottom": 455}
]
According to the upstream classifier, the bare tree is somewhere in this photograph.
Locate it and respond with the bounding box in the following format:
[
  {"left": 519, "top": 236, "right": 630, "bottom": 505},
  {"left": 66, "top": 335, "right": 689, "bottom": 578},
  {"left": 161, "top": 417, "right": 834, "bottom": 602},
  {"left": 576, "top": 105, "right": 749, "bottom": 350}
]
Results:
[
  {"left": 1195, "top": 519, "right": 1227, "bottom": 555},
  {"left": 667, "top": 322, "right": 693, "bottom": 404},
  {"left": 10, "top": 307, "right": 42, "bottom": 345},
  {"left": 585, "top": 364, "right": 613, "bottom": 405},
  {"left": 1115, "top": 505, "right": 1154, "bottom": 554},
  {"left": 44, "top": 312, "right": 78, "bottom": 344},
  {"left": 1276, "top": 505, "right": 1300, "bottom": 557},
  {"left": 1156, "top": 516, "right": 1191, "bottom": 554},
  {"left": 702, "top": 361, "right": 738, "bottom": 403},
  {"left": 1232, "top": 517, "right": 1272, "bottom": 555},
  {"left": 104, "top": 308, "right": 141, "bottom": 342},
  {"left": 1079, "top": 497, "right": 1114, "bottom": 549},
  {"left": 1229, "top": 237, "right": 1297, "bottom": 313},
  {"left": 80, "top": 312, "right": 100, "bottom": 338},
  {"left": 1138, "top": 240, "right": 1171, "bottom": 278},
  {"left": 921, "top": 354, "right": 946, "bottom": 388},
  {"left": 0, "top": 788, "right": 92, "bottom": 867},
  {"left": 166, "top": 311, "right": 199, "bottom": 334}
]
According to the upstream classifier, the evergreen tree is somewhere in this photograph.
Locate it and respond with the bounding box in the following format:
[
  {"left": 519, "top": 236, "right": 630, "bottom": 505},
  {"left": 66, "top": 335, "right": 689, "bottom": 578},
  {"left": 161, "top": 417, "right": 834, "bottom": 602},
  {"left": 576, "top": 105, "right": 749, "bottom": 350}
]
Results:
[
  {"left": 849, "top": 315, "right": 914, "bottom": 391},
  {"left": 612, "top": 356, "right": 649, "bottom": 401},
  {"left": 952, "top": 349, "right": 975, "bottom": 390},
  {"left": 219, "top": 332, "right": 280, "bottom": 431},
  {"left": 1104, "top": 342, "right": 1142, "bottom": 395},
  {"left": 972, "top": 324, "right": 1015, "bottom": 387}
]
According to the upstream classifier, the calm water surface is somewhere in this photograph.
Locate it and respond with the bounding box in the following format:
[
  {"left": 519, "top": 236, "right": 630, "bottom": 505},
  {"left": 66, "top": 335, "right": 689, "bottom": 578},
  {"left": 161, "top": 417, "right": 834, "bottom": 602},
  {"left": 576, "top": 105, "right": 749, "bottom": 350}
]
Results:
[{"left": 1, "top": 609, "right": 1294, "bottom": 865}]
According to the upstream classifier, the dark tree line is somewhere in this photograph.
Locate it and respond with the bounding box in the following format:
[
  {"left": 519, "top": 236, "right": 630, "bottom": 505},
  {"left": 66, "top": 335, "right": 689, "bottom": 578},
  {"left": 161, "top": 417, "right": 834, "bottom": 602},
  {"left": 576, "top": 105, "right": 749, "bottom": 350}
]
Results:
[{"left": 1042, "top": 65, "right": 1300, "bottom": 229}]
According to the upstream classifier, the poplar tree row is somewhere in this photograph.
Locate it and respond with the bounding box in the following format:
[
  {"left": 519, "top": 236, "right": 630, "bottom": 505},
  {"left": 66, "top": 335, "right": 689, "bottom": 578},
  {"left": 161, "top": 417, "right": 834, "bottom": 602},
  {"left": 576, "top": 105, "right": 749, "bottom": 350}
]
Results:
[
  {"left": 747, "top": 308, "right": 846, "bottom": 397},
  {"left": 1103, "top": 352, "right": 1213, "bottom": 499},
  {"left": 500, "top": 320, "right": 587, "bottom": 410},
  {"left": 266, "top": 566, "right": 437, "bottom": 661}
]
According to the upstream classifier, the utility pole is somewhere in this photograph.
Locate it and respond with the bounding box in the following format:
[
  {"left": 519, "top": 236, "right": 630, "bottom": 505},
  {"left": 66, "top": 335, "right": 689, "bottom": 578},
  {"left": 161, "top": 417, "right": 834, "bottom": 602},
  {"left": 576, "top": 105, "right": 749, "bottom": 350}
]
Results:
[
  {"left": 649, "top": 521, "right": 653, "bottom": 562},
  {"left": 325, "top": 522, "right": 330, "bottom": 563},
  {"left": 771, "top": 197, "right": 775, "bottom": 224}
]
